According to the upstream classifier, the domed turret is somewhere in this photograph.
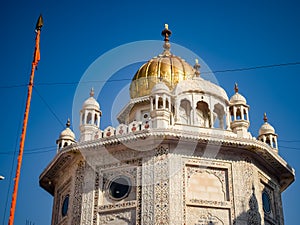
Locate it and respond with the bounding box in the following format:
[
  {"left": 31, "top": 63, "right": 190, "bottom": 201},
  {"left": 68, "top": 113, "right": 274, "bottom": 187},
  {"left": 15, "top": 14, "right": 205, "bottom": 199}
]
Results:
[
  {"left": 229, "top": 83, "right": 250, "bottom": 138},
  {"left": 80, "top": 88, "right": 102, "bottom": 142},
  {"left": 82, "top": 88, "right": 100, "bottom": 110},
  {"left": 151, "top": 79, "right": 170, "bottom": 94},
  {"left": 229, "top": 88, "right": 247, "bottom": 105},
  {"left": 150, "top": 80, "right": 172, "bottom": 128},
  {"left": 56, "top": 119, "right": 76, "bottom": 151},
  {"left": 130, "top": 24, "right": 195, "bottom": 99},
  {"left": 258, "top": 113, "right": 278, "bottom": 150}
]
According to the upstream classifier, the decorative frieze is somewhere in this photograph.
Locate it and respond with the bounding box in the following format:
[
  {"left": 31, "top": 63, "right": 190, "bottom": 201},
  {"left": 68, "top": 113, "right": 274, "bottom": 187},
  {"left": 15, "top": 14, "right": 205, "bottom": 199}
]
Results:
[{"left": 71, "top": 161, "right": 85, "bottom": 225}]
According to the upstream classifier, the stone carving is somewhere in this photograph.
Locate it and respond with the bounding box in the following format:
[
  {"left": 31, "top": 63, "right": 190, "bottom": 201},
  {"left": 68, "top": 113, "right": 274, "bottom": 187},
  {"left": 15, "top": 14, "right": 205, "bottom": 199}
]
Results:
[
  {"left": 186, "top": 168, "right": 227, "bottom": 202},
  {"left": 169, "top": 155, "right": 183, "bottom": 225},
  {"left": 195, "top": 213, "right": 224, "bottom": 225},
  {"left": 81, "top": 165, "right": 96, "bottom": 225},
  {"left": 135, "top": 166, "right": 142, "bottom": 225},
  {"left": 99, "top": 210, "right": 136, "bottom": 224},
  {"left": 99, "top": 201, "right": 137, "bottom": 211},
  {"left": 141, "top": 156, "right": 155, "bottom": 224},
  {"left": 71, "top": 161, "right": 85, "bottom": 225},
  {"left": 154, "top": 145, "right": 170, "bottom": 224},
  {"left": 53, "top": 178, "right": 71, "bottom": 225},
  {"left": 93, "top": 157, "right": 142, "bottom": 224},
  {"left": 187, "top": 207, "right": 229, "bottom": 225},
  {"left": 247, "top": 188, "right": 261, "bottom": 225},
  {"left": 259, "top": 172, "right": 280, "bottom": 224},
  {"left": 184, "top": 158, "right": 234, "bottom": 224},
  {"left": 93, "top": 172, "right": 100, "bottom": 225}
]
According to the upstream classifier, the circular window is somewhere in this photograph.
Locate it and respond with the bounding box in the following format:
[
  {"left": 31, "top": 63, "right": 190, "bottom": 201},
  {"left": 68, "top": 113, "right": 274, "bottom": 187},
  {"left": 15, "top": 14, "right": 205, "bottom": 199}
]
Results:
[
  {"left": 109, "top": 176, "right": 131, "bottom": 200},
  {"left": 262, "top": 191, "right": 271, "bottom": 214},
  {"left": 61, "top": 194, "right": 69, "bottom": 217}
]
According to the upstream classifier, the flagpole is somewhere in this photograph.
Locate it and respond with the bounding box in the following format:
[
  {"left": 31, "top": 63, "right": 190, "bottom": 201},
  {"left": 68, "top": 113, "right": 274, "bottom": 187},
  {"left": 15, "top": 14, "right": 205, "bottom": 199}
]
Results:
[{"left": 8, "top": 15, "right": 43, "bottom": 225}]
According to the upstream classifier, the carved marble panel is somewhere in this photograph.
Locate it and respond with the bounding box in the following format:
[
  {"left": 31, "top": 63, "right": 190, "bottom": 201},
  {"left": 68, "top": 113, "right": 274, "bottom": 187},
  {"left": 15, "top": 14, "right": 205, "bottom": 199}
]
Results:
[
  {"left": 187, "top": 207, "right": 230, "bottom": 225},
  {"left": 95, "top": 158, "right": 142, "bottom": 225},
  {"left": 99, "top": 209, "right": 136, "bottom": 225},
  {"left": 71, "top": 161, "right": 85, "bottom": 225},
  {"left": 184, "top": 158, "right": 234, "bottom": 224}
]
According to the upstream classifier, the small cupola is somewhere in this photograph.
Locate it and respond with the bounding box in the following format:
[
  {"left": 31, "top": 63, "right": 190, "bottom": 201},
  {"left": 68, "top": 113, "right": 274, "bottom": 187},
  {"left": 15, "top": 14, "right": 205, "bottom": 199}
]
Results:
[
  {"left": 150, "top": 80, "right": 172, "bottom": 128},
  {"left": 229, "top": 83, "right": 250, "bottom": 138},
  {"left": 258, "top": 113, "right": 278, "bottom": 150},
  {"left": 56, "top": 119, "right": 76, "bottom": 151},
  {"left": 80, "top": 88, "right": 102, "bottom": 142}
]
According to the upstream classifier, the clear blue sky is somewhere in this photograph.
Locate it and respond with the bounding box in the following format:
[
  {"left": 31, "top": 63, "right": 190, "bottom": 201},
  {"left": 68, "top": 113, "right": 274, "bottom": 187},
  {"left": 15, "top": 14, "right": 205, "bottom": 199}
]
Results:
[{"left": 0, "top": 0, "right": 299, "bottom": 224}]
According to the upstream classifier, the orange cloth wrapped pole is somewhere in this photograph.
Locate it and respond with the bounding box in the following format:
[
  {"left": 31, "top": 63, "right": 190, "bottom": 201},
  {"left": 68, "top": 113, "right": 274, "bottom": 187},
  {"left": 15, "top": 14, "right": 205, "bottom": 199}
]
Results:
[{"left": 8, "top": 15, "right": 43, "bottom": 225}]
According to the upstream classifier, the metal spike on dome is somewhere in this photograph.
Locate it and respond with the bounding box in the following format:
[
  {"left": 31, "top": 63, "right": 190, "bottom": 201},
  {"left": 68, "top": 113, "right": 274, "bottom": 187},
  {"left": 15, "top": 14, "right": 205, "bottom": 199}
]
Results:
[
  {"left": 161, "top": 24, "right": 171, "bottom": 42},
  {"left": 263, "top": 113, "right": 268, "bottom": 122},
  {"left": 161, "top": 24, "right": 172, "bottom": 55},
  {"left": 234, "top": 83, "right": 239, "bottom": 93},
  {"left": 90, "top": 87, "right": 95, "bottom": 97},
  {"left": 66, "top": 118, "right": 71, "bottom": 128},
  {"left": 194, "top": 58, "right": 201, "bottom": 77}
]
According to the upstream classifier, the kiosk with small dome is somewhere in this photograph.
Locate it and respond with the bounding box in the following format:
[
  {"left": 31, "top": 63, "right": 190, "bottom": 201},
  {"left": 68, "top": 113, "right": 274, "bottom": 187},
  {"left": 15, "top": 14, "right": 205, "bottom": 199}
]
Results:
[{"left": 40, "top": 25, "right": 294, "bottom": 225}]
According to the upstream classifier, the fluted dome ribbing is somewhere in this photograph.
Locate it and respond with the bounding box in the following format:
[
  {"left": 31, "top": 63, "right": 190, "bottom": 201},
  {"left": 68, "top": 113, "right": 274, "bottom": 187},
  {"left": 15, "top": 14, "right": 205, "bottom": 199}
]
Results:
[
  {"left": 130, "top": 54, "right": 195, "bottom": 98},
  {"left": 259, "top": 122, "right": 275, "bottom": 135},
  {"left": 230, "top": 93, "right": 247, "bottom": 105},
  {"left": 58, "top": 127, "right": 76, "bottom": 141},
  {"left": 174, "top": 77, "right": 229, "bottom": 101},
  {"left": 82, "top": 88, "right": 100, "bottom": 110},
  {"left": 151, "top": 81, "right": 170, "bottom": 94}
]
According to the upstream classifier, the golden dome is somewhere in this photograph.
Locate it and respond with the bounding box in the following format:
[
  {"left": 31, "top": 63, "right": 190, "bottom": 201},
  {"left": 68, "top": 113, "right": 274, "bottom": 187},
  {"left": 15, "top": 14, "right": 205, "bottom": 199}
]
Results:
[
  {"left": 130, "top": 54, "right": 195, "bottom": 98},
  {"left": 129, "top": 24, "right": 196, "bottom": 99}
]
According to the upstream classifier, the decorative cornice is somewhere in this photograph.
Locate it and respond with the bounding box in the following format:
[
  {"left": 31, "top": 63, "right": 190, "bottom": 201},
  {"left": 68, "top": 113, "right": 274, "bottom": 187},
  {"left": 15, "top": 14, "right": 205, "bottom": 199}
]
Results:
[{"left": 41, "top": 128, "right": 294, "bottom": 193}]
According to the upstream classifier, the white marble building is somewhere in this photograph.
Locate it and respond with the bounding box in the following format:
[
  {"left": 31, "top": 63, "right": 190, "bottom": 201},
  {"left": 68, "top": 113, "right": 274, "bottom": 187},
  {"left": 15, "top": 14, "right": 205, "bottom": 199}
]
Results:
[{"left": 40, "top": 26, "right": 295, "bottom": 225}]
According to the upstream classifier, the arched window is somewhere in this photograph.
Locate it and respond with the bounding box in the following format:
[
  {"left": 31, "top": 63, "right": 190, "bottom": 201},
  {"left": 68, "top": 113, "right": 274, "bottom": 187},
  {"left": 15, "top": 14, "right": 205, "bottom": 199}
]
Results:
[
  {"left": 179, "top": 99, "right": 191, "bottom": 124},
  {"left": 236, "top": 108, "right": 242, "bottom": 120},
  {"left": 158, "top": 97, "right": 163, "bottom": 109},
  {"left": 166, "top": 98, "right": 169, "bottom": 109},
  {"left": 94, "top": 114, "right": 98, "bottom": 125},
  {"left": 87, "top": 112, "right": 92, "bottom": 124},
  {"left": 266, "top": 137, "right": 271, "bottom": 146},
  {"left": 196, "top": 101, "right": 210, "bottom": 127},
  {"left": 262, "top": 191, "right": 271, "bottom": 214},
  {"left": 229, "top": 107, "right": 234, "bottom": 121},
  {"left": 213, "top": 103, "right": 225, "bottom": 129}
]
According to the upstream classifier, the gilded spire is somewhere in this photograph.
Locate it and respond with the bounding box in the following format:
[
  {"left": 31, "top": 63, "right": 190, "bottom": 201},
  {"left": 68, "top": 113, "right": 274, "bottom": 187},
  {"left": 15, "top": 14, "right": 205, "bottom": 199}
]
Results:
[
  {"left": 194, "top": 58, "right": 201, "bottom": 77},
  {"left": 161, "top": 24, "right": 172, "bottom": 55},
  {"left": 90, "top": 87, "right": 95, "bottom": 97},
  {"left": 234, "top": 83, "right": 239, "bottom": 93},
  {"left": 66, "top": 118, "right": 71, "bottom": 128},
  {"left": 263, "top": 113, "right": 268, "bottom": 123}
]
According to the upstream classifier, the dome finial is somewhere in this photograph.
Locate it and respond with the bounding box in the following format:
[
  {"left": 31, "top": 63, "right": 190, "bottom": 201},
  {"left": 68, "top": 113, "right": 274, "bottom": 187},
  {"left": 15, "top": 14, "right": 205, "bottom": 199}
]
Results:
[
  {"left": 234, "top": 83, "right": 239, "bottom": 93},
  {"left": 66, "top": 118, "right": 71, "bottom": 128},
  {"left": 161, "top": 24, "right": 171, "bottom": 42},
  {"left": 263, "top": 113, "right": 268, "bottom": 122},
  {"left": 161, "top": 24, "right": 172, "bottom": 55},
  {"left": 194, "top": 58, "right": 201, "bottom": 77},
  {"left": 90, "top": 87, "right": 94, "bottom": 97}
]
